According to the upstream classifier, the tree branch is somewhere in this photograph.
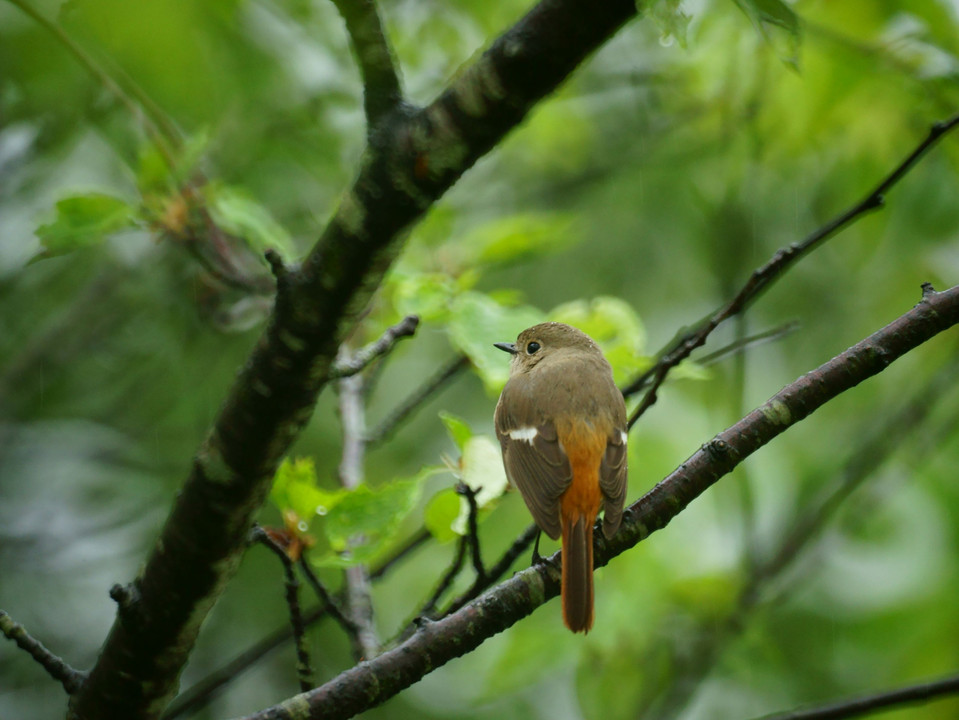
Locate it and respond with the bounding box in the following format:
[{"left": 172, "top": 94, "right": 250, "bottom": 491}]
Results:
[
  {"left": 751, "top": 671, "right": 959, "bottom": 720},
  {"left": 235, "top": 284, "right": 959, "bottom": 720},
  {"left": 0, "top": 610, "right": 87, "bottom": 695},
  {"left": 67, "top": 2, "right": 640, "bottom": 717},
  {"left": 250, "top": 527, "right": 313, "bottom": 692},
  {"left": 329, "top": 315, "right": 420, "bottom": 379},
  {"left": 366, "top": 354, "right": 470, "bottom": 447},
  {"left": 330, "top": 0, "right": 404, "bottom": 130},
  {"left": 623, "top": 113, "right": 959, "bottom": 429}
]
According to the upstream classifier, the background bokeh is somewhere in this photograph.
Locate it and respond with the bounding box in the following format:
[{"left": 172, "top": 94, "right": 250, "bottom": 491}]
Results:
[{"left": 2, "top": 0, "right": 959, "bottom": 718}]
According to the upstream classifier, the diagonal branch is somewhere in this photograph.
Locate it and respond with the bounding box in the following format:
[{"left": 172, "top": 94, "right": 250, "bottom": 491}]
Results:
[
  {"left": 750, "top": 671, "right": 959, "bottom": 720},
  {"left": 235, "top": 284, "right": 959, "bottom": 720},
  {"left": 330, "top": 0, "right": 404, "bottom": 129},
  {"left": 0, "top": 610, "right": 87, "bottom": 695},
  {"left": 622, "top": 114, "right": 959, "bottom": 429},
  {"left": 67, "top": 2, "right": 641, "bottom": 717}
]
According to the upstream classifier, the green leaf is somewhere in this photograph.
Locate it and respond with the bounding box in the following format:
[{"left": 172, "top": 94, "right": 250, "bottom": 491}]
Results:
[
  {"left": 732, "top": 0, "right": 802, "bottom": 70},
  {"left": 440, "top": 411, "right": 473, "bottom": 451},
  {"left": 447, "top": 291, "right": 545, "bottom": 393},
  {"left": 391, "top": 270, "right": 458, "bottom": 324},
  {"left": 35, "top": 193, "right": 137, "bottom": 258},
  {"left": 269, "top": 457, "right": 343, "bottom": 526},
  {"left": 459, "top": 213, "right": 578, "bottom": 268},
  {"left": 550, "top": 296, "right": 650, "bottom": 385},
  {"left": 312, "top": 467, "right": 439, "bottom": 567},
  {"left": 206, "top": 184, "right": 296, "bottom": 262},
  {"left": 424, "top": 487, "right": 462, "bottom": 543}
]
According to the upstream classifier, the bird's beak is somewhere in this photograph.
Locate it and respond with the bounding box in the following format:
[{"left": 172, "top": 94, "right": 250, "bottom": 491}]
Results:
[{"left": 494, "top": 342, "right": 518, "bottom": 355}]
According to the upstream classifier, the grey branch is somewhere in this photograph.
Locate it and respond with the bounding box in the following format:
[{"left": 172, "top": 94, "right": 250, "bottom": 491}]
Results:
[
  {"left": 0, "top": 610, "right": 87, "bottom": 695},
  {"left": 330, "top": 315, "right": 420, "bottom": 380}
]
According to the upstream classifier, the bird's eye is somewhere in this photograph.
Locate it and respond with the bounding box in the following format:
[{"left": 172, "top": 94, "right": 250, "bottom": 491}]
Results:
[{"left": 526, "top": 341, "right": 541, "bottom": 354}]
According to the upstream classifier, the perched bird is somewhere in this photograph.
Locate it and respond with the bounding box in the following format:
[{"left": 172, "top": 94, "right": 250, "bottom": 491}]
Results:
[{"left": 494, "top": 322, "right": 628, "bottom": 633}]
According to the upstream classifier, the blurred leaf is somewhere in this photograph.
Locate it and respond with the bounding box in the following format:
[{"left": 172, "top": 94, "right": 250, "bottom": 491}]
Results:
[
  {"left": 425, "top": 486, "right": 461, "bottom": 542},
  {"left": 137, "top": 130, "right": 212, "bottom": 194},
  {"left": 459, "top": 213, "right": 577, "bottom": 268},
  {"left": 447, "top": 291, "right": 545, "bottom": 393},
  {"left": 206, "top": 184, "right": 296, "bottom": 262},
  {"left": 34, "top": 193, "right": 137, "bottom": 259},
  {"left": 551, "top": 296, "right": 650, "bottom": 385},
  {"left": 732, "top": 0, "right": 802, "bottom": 69},
  {"left": 391, "top": 270, "right": 458, "bottom": 323},
  {"left": 440, "top": 411, "right": 473, "bottom": 451}
]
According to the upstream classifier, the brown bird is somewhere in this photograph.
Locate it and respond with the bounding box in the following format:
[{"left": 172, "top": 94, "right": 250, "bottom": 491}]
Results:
[{"left": 494, "top": 322, "right": 628, "bottom": 633}]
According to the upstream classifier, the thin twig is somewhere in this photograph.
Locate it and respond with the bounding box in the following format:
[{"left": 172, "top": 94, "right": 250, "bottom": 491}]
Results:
[
  {"left": 330, "top": 315, "right": 420, "bottom": 379},
  {"left": 366, "top": 354, "right": 471, "bottom": 446},
  {"left": 751, "top": 672, "right": 959, "bottom": 720},
  {"left": 329, "top": 0, "right": 404, "bottom": 129},
  {"left": 417, "top": 536, "right": 468, "bottom": 619},
  {"left": 250, "top": 527, "right": 313, "bottom": 692},
  {"left": 456, "top": 482, "right": 486, "bottom": 583},
  {"left": 441, "top": 523, "right": 539, "bottom": 617},
  {"left": 296, "top": 558, "right": 362, "bottom": 638},
  {"left": 623, "top": 114, "right": 959, "bottom": 430},
  {"left": 6, "top": 0, "right": 180, "bottom": 169},
  {"left": 0, "top": 610, "right": 87, "bottom": 695},
  {"left": 697, "top": 320, "right": 801, "bottom": 368}
]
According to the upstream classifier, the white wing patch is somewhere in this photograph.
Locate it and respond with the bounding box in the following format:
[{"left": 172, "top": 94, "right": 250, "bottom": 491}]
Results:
[
  {"left": 620, "top": 430, "right": 628, "bottom": 445},
  {"left": 508, "top": 427, "right": 538, "bottom": 443}
]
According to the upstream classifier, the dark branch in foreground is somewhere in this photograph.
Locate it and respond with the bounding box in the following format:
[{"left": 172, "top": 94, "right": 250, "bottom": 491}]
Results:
[
  {"left": 0, "top": 610, "right": 87, "bottom": 695},
  {"left": 330, "top": 0, "right": 404, "bottom": 129},
  {"left": 622, "top": 113, "right": 959, "bottom": 430},
  {"left": 235, "top": 282, "right": 959, "bottom": 720},
  {"left": 751, "top": 671, "right": 959, "bottom": 720}
]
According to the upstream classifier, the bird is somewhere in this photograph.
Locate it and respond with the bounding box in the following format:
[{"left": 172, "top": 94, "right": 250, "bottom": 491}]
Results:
[{"left": 494, "top": 322, "right": 628, "bottom": 633}]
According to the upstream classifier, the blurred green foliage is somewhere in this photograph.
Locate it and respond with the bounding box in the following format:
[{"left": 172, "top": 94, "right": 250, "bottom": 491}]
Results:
[{"left": 2, "top": 0, "right": 959, "bottom": 719}]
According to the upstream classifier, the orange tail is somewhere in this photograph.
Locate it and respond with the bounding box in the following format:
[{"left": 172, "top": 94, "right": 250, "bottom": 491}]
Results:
[{"left": 561, "top": 513, "right": 594, "bottom": 633}]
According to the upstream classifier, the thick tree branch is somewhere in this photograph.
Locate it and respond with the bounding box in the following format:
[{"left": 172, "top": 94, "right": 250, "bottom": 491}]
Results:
[
  {"left": 0, "top": 610, "right": 87, "bottom": 695},
  {"left": 330, "top": 0, "right": 404, "bottom": 129},
  {"left": 623, "top": 114, "right": 959, "bottom": 429},
  {"left": 751, "top": 671, "right": 959, "bottom": 720},
  {"left": 235, "top": 285, "right": 959, "bottom": 720},
  {"left": 67, "top": 5, "right": 640, "bottom": 716}
]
